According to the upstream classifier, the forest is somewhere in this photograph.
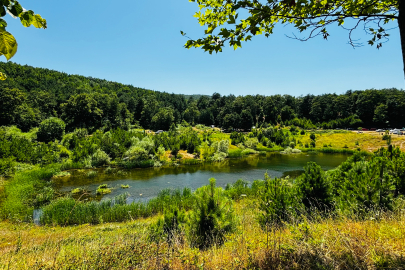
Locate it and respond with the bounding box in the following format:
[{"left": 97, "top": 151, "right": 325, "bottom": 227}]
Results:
[{"left": 1, "top": 61, "right": 405, "bottom": 133}]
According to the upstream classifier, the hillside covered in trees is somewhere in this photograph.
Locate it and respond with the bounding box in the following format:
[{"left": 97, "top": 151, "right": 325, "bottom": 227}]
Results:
[{"left": 0, "top": 61, "right": 404, "bottom": 132}]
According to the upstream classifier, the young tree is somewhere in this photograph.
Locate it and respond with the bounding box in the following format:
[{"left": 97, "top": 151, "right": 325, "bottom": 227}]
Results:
[
  {"left": 183, "top": 1, "right": 403, "bottom": 77},
  {"left": 297, "top": 161, "right": 332, "bottom": 210}
]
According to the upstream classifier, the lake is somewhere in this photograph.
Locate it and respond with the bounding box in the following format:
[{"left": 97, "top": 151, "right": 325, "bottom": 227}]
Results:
[{"left": 54, "top": 152, "right": 349, "bottom": 202}]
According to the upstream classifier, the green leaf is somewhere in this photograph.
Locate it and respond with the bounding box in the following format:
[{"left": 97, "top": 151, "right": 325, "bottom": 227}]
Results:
[
  {"left": 0, "top": 71, "right": 6, "bottom": 80},
  {"left": 8, "top": 1, "right": 23, "bottom": 17},
  {"left": 0, "top": 6, "right": 6, "bottom": 17},
  {"left": 0, "top": 29, "right": 17, "bottom": 60},
  {"left": 32, "top": 14, "right": 47, "bottom": 29},
  {"left": 228, "top": 15, "right": 235, "bottom": 24},
  {"left": 0, "top": 18, "right": 7, "bottom": 29},
  {"left": 20, "top": 10, "right": 34, "bottom": 27}
]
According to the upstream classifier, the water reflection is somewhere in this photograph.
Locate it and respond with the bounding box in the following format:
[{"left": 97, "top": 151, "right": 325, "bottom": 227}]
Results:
[{"left": 54, "top": 152, "right": 349, "bottom": 201}]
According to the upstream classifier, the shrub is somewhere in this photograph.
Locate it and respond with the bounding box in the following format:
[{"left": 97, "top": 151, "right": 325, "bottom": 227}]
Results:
[
  {"left": 225, "top": 179, "right": 250, "bottom": 200},
  {"left": 188, "top": 178, "right": 236, "bottom": 249},
  {"left": 337, "top": 159, "right": 395, "bottom": 216},
  {"left": 148, "top": 206, "right": 186, "bottom": 245},
  {"left": 258, "top": 173, "right": 299, "bottom": 227},
  {"left": 91, "top": 149, "right": 111, "bottom": 167},
  {"left": 0, "top": 157, "right": 16, "bottom": 177},
  {"left": 36, "top": 117, "right": 66, "bottom": 143},
  {"left": 289, "top": 142, "right": 296, "bottom": 148},
  {"left": 296, "top": 162, "right": 332, "bottom": 211},
  {"left": 244, "top": 137, "right": 259, "bottom": 149}
]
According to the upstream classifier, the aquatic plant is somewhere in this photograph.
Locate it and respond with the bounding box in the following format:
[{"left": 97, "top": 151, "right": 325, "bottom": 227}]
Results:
[{"left": 96, "top": 184, "right": 111, "bottom": 195}]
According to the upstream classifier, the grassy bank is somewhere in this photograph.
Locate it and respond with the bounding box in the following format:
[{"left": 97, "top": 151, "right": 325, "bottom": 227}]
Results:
[
  {"left": 1, "top": 199, "right": 404, "bottom": 269},
  {"left": 0, "top": 164, "right": 61, "bottom": 222}
]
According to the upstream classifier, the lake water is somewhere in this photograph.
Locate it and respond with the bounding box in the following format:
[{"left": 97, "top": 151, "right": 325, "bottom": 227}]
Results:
[{"left": 54, "top": 152, "right": 349, "bottom": 202}]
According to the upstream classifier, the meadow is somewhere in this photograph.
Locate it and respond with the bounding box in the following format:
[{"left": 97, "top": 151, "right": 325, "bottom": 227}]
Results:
[{"left": 1, "top": 199, "right": 404, "bottom": 269}]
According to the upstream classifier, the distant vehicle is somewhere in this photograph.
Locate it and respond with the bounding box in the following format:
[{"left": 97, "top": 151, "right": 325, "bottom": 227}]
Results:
[
  {"left": 362, "top": 128, "right": 369, "bottom": 131},
  {"left": 390, "top": 129, "right": 399, "bottom": 134},
  {"left": 376, "top": 129, "right": 385, "bottom": 132},
  {"left": 370, "top": 128, "right": 376, "bottom": 131},
  {"left": 155, "top": 130, "right": 164, "bottom": 134}
]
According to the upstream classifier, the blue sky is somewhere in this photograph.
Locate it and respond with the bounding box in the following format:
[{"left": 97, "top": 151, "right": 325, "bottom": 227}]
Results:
[{"left": 2, "top": 0, "right": 404, "bottom": 96}]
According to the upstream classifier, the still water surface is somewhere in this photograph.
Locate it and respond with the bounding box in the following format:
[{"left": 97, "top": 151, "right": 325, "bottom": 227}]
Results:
[{"left": 55, "top": 152, "right": 349, "bottom": 202}]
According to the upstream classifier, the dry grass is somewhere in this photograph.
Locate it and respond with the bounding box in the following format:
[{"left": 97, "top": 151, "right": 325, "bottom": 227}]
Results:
[
  {"left": 1, "top": 200, "right": 404, "bottom": 269},
  {"left": 298, "top": 131, "right": 405, "bottom": 152}
]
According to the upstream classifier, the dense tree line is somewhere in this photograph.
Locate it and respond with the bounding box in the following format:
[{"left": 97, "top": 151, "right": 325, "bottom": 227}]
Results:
[{"left": 1, "top": 62, "right": 404, "bottom": 132}]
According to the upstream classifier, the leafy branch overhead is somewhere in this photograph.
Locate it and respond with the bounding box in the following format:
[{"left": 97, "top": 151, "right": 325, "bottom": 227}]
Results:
[
  {"left": 182, "top": 0, "right": 398, "bottom": 53},
  {"left": 0, "top": 0, "right": 46, "bottom": 79}
]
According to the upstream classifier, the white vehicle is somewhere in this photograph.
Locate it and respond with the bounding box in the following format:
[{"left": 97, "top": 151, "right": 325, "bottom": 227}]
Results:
[
  {"left": 391, "top": 130, "right": 399, "bottom": 134},
  {"left": 376, "top": 129, "right": 384, "bottom": 132}
]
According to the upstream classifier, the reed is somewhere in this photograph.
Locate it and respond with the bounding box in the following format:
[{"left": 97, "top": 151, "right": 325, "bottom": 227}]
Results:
[
  {"left": 0, "top": 164, "right": 61, "bottom": 221},
  {"left": 40, "top": 188, "right": 196, "bottom": 226}
]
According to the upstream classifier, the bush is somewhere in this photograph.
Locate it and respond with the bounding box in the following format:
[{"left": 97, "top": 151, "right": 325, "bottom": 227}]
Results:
[
  {"left": 258, "top": 173, "right": 299, "bottom": 227},
  {"left": 244, "top": 137, "right": 259, "bottom": 149},
  {"left": 37, "top": 117, "right": 66, "bottom": 143},
  {"left": 148, "top": 206, "right": 186, "bottom": 245},
  {"left": 0, "top": 157, "right": 16, "bottom": 177},
  {"left": 188, "top": 178, "right": 236, "bottom": 249},
  {"left": 225, "top": 179, "right": 250, "bottom": 200},
  {"left": 297, "top": 162, "right": 332, "bottom": 211},
  {"left": 337, "top": 159, "right": 395, "bottom": 216},
  {"left": 91, "top": 149, "right": 111, "bottom": 167}
]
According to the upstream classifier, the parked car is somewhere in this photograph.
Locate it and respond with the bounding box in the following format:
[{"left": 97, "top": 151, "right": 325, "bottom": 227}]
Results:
[{"left": 376, "top": 129, "right": 384, "bottom": 132}]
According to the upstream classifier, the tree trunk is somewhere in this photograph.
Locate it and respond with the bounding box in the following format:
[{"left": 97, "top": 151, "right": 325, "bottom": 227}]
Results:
[{"left": 399, "top": 0, "right": 405, "bottom": 79}]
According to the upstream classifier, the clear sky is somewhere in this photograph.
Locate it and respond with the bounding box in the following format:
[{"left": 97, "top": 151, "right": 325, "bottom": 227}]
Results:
[{"left": 2, "top": 0, "right": 404, "bottom": 96}]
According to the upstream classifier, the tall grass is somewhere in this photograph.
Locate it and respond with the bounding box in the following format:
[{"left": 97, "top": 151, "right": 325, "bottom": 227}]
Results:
[
  {"left": 40, "top": 188, "right": 195, "bottom": 226},
  {"left": 1, "top": 199, "right": 405, "bottom": 269},
  {"left": 0, "top": 164, "right": 61, "bottom": 221}
]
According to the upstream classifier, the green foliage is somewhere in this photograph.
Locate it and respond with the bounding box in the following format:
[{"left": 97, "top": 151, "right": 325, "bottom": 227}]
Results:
[
  {"left": 225, "top": 179, "right": 251, "bottom": 200},
  {"left": 230, "top": 132, "right": 245, "bottom": 145},
  {"left": 189, "top": 178, "right": 236, "bottom": 249},
  {"left": 0, "top": 1, "right": 46, "bottom": 63},
  {"left": 148, "top": 206, "right": 186, "bottom": 245},
  {"left": 0, "top": 157, "right": 16, "bottom": 177},
  {"left": 151, "top": 107, "right": 175, "bottom": 131},
  {"left": 258, "top": 173, "right": 299, "bottom": 227},
  {"left": 0, "top": 164, "right": 59, "bottom": 221},
  {"left": 297, "top": 162, "right": 332, "bottom": 210},
  {"left": 96, "top": 184, "right": 111, "bottom": 195},
  {"left": 37, "top": 117, "right": 65, "bottom": 143},
  {"left": 91, "top": 149, "right": 111, "bottom": 167},
  {"left": 337, "top": 158, "right": 395, "bottom": 215},
  {"left": 40, "top": 188, "right": 195, "bottom": 226},
  {"left": 184, "top": 0, "right": 395, "bottom": 54}
]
